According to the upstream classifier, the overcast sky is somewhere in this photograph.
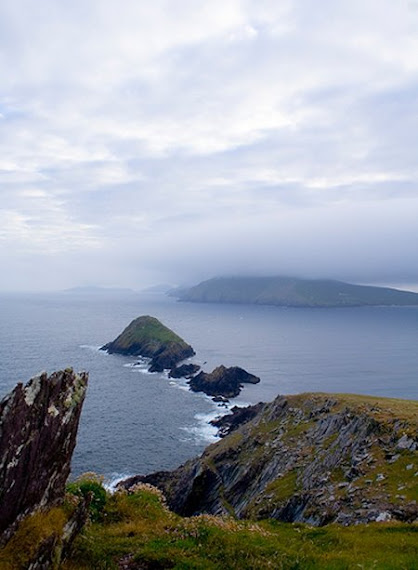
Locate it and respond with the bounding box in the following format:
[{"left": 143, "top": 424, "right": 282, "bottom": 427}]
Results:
[{"left": 1, "top": 0, "right": 417, "bottom": 291}]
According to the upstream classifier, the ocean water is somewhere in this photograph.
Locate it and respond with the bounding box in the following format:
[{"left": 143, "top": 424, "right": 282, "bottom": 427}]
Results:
[{"left": 0, "top": 291, "right": 417, "bottom": 483}]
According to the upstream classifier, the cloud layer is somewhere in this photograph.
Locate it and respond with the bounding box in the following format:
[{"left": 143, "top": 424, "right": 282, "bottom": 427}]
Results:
[{"left": 1, "top": 0, "right": 417, "bottom": 290}]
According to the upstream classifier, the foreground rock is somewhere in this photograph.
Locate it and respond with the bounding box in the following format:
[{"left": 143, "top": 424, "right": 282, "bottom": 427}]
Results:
[
  {"left": 120, "top": 393, "right": 418, "bottom": 526},
  {"left": 188, "top": 365, "right": 260, "bottom": 398},
  {"left": 0, "top": 369, "right": 88, "bottom": 546},
  {"left": 101, "top": 315, "right": 195, "bottom": 372}
]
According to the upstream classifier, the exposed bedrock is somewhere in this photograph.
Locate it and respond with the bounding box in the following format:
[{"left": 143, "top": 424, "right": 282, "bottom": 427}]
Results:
[
  {"left": 188, "top": 365, "right": 260, "bottom": 398},
  {"left": 120, "top": 393, "right": 418, "bottom": 526},
  {"left": 0, "top": 369, "right": 88, "bottom": 543}
]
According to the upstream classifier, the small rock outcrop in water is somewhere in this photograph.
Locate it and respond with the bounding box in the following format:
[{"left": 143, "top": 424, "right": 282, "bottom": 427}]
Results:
[
  {"left": 0, "top": 369, "right": 88, "bottom": 543},
  {"left": 188, "top": 365, "right": 260, "bottom": 398},
  {"left": 169, "top": 363, "right": 201, "bottom": 379},
  {"left": 210, "top": 402, "right": 265, "bottom": 437},
  {"left": 101, "top": 315, "right": 195, "bottom": 372},
  {"left": 120, "top": 393, "right": 418, "bottom": 526}
]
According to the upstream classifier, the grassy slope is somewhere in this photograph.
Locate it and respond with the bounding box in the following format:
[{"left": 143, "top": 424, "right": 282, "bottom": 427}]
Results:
[
  {"left": 62, "top": 485, "right": 418, "bottom": 570},
  {"left": 111, "top": 315, "right": 189, "bottom": 350}
]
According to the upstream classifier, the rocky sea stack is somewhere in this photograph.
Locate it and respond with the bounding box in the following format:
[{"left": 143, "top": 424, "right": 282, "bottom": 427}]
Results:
[
  {"left": 101, "top": 315, "right": 195, "bottom": 372},
  {"left": 188, "top": 365, "right": 261, "bottom": 398}
]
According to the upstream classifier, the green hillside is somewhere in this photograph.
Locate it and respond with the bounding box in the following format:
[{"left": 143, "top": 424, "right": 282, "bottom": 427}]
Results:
[{"left": 172, "top": 276, "right": 418, "bottom": 307}]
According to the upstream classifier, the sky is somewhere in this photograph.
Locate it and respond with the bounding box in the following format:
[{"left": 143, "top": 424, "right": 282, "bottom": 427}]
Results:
[{"left": 1, "top": 0, "right": 418, "bottom": 291}]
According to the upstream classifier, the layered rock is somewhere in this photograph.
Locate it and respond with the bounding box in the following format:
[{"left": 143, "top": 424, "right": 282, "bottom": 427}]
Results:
[
  {"left": 210, "top": 402, "right": 264, "bottom": 437},
  {"left": 120, "top": 393, "right": 418, "bottom": 526},
  {"left": 0, "top": 369, "right": 88, "bottom": 543},
  {"left": 101, "top": 315, "right": 195, "bottom": 372},
  {"left": 188, "top": 365, "right": 260, "bottom": 398}
]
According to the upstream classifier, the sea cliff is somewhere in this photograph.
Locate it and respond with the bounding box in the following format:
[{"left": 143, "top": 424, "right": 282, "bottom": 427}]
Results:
[{"left": 121, "top": 392, "right": 418, "bottom": 526}]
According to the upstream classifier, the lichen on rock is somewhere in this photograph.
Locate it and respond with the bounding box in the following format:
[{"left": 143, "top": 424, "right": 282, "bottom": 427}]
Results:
[{"left": 0, "top": 369, "right": 88, "bottom": 544}]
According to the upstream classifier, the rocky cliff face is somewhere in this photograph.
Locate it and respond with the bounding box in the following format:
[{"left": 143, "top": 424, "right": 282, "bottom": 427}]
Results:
[
  {"left": 121, "top": 393, "right": 418, "bottom": 526},
  {"left": 0, "top": 369, "right": 88, "bottom": 544}
]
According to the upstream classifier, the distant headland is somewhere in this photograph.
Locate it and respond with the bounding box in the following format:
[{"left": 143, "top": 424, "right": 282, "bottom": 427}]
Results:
[{"left": 170, "top": 276, "right": 418, "bottom": 308}]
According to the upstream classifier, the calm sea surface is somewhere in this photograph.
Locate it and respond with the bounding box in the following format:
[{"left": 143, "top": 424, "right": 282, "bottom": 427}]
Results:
[{"left": 0, "top": 292, "right": 417, "bottom": 483}]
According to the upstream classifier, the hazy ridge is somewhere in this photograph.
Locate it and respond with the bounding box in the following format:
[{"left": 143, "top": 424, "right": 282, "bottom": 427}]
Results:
[{"left": 172, "top": 276, "right": 418, "bottom": 307}]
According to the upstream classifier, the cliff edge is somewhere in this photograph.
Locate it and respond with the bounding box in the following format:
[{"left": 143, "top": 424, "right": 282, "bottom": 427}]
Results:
[{"left": 121, "top": 392, "right": 418, "bottom": 526}]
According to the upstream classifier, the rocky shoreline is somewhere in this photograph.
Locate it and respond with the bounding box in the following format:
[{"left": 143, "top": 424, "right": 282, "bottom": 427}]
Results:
[{"left": 119, "top": 393, "right": 418, "bottom": 526}]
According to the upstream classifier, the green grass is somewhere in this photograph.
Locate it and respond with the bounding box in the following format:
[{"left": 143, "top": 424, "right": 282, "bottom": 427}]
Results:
[
  {"left": 0, "top": 507, "right": 67, "bottom": 569},
  {"left": 113, "top": 315, "right": 189, "bottom": 350},
  {"left": 61, "top": 484, "right": 418, "bottom": 570}
]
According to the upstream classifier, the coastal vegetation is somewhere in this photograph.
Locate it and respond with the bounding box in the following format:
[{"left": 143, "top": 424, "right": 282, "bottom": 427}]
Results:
[
  {"left": 1, "top": 372, "right": 416, "bottom": 568},
  {"left": 64, "top": 481, "right": 417, "bottom": 569}
]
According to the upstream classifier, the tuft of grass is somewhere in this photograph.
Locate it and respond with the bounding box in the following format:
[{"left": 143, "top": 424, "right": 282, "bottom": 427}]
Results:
[{"left": 67, "top": 473, "right": 107, "bottom": 522}]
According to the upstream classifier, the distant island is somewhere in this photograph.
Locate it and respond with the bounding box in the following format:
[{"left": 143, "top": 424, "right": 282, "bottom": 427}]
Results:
[
  {"left": 63, "top": 286, "right": 136, "bottom": 295},
  {"left": 170, "top": 276, "right": 418, "bottom": 308}
]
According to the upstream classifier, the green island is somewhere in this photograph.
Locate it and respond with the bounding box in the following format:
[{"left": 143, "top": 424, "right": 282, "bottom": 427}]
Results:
[
  {"left": 101, "top": 315, "right": 195, "bottom": 372},
  {"left": 171, "top": 276, "right": 418, "bottom": 307}
]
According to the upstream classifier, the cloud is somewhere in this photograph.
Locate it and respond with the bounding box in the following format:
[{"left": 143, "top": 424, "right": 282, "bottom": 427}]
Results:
[{"left": 0, "top": 0, "right": 417, "bottom": 290}]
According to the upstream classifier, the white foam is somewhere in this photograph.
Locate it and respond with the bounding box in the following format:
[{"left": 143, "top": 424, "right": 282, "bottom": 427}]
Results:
[
  {"left": 79, "top": 345, "right": 102, "bottom": 352},
  {"left": 103, "top": 472, "right": 134, "bottom": 493},
  {"left": 179, "top": 399, "right": 238, "bottom": 445}
]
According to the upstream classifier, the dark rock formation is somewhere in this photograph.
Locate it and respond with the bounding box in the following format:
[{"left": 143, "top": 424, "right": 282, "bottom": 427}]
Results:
[
  {"left": 188, "top": 365, "right": 260, "bottom": 398},
  {"left": 210, "top": 402, "right": 265, "bottom": 437},
  {"left": 169, "top": 363, "right": 201, "bottom": 379},
  {"left": 120, "top": 393, "right": 418, "bottom": 526},
  {"left": 101, "top": 315, "right": 195, "bottom": 372},
  {"left": 0, "top": 369, "right": 88, "bottom": 544}
]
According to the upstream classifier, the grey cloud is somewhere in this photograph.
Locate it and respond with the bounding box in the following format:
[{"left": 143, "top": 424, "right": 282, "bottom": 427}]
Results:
[{"left": 0, "top": 0, "right": 417, "bottom": 291}]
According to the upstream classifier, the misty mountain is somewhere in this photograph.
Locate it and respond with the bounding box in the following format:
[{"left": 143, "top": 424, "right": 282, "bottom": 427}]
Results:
[{"left": 170, "top": 276, "right": 418, "bottom": 308}]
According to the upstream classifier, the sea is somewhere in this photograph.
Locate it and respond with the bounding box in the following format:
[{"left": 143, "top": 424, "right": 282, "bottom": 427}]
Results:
[{"left": 0, "top": 291, "right": 417, "bottom": 486}]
